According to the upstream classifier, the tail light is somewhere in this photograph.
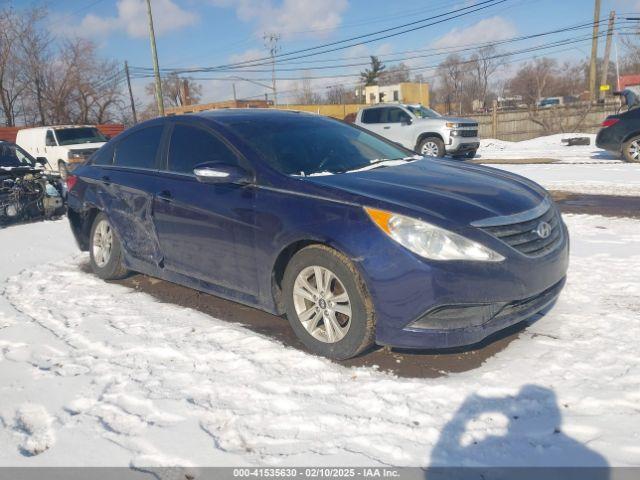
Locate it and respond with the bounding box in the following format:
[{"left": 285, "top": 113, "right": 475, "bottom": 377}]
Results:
[
  {"left": 66, "top": 174, "right": 78, "bottom": 191},
  {"left": 601, "top": 118, "right": 620, "bottom": 128}
]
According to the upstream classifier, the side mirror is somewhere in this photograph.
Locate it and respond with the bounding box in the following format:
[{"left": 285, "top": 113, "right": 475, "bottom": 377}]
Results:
[
  {"left": 193, "top": 162, "right": 252, "bottom": 185},
  {"left": 404, "top": 117, "right": 413, "bottom": 125},
  {"left": 35, "top": 157, "right": 48, "bottom": 166}
]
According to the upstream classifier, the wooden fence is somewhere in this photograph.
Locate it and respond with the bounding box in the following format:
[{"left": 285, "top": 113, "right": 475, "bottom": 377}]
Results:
[
  {"left": 0, "top": 124, "right": 125, "bottom": 143},
  {"left": 461, "top": 103, "right": 620, "bottom": 141}
]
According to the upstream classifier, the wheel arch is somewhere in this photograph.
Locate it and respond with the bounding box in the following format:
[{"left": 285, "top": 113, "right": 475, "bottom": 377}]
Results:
[
  {"left": 68, "top": 205, "right": 100, "bottom": 251},
  {"left": 271, "top": 239, "right": 330, "bottom": 314},
  {"left": 621, "top": 131, "right": 640, "bottom": 145},
  {"left": 415, "top": 132, "right": 444, "bottom": 151}
]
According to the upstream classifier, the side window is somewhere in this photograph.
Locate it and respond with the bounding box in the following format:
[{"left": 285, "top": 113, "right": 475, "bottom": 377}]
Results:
[
  {"left": 92, "top": 143, "right": 114, "bottom": 166},
  {"left": 384, "top": 108, "right": 411, "bottom": 123},
  {"left": 45, "top": 130, "right": 57, "bottom": 146},
  {"left": 167, "top": 124, "right": 238, "bottom": 174},
  {"left": 114, "top": 126, "right": 163, "bottom": 169},
  {"left": 361, "top": 108, "right": 382, "bottom": 124}
]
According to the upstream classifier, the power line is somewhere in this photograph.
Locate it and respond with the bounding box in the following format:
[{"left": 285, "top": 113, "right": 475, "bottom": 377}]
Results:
[
  {"left": 130, "top": 21, "right": 638, "bottom": 80},
  {"left": 162, "top": 0, "right": 509, "bottom": 74}
]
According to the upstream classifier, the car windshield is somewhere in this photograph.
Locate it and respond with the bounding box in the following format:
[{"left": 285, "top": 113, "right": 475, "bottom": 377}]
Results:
[
  {"left": 406, "top": 106, "right": 441, "bottom": 119},
  {"left": 55, "top": 127, "right": 107, "bottom": 146},
  {"left": 540, "top": 99, "right": 560, "bottom": 106},
  {"left": 0, "top": 143, "right": 36, "bottom": 168},
  {"left": 226, "top": 115, "right": 414, "bottom": 176}
]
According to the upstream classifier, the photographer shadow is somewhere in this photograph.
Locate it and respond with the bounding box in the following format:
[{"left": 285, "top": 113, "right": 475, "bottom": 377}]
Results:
[{"left": 427, "top": 385, "right": 609, "bottom": 480}]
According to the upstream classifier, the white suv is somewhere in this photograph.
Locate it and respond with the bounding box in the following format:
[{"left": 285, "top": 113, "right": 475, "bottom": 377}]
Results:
[
  {"left": 354, "top": 104, "right": 480, "bottom": 159},
  {"left": 16, "top": 125, "right": 108, "bottom": 177}
]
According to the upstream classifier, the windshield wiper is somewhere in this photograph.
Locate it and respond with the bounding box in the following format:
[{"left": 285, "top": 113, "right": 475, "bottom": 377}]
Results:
[{"left": 334, "top": 157, "right": 417, "bottom": 174}]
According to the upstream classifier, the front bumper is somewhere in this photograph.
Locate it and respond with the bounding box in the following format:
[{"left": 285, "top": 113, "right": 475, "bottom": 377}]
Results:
[
  {"left": 387, "top": 277, "right": 565, "bottom": 349},
  {"left": 446, "top": 137, "right": 480, "bottom": 154},
  {"left": 356, "top": 216, "right": 569, "bottom": 350}
]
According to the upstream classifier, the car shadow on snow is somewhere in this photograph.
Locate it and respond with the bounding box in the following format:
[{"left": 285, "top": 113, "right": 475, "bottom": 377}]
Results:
[
  {"left": 427, "top": 384, "right": 609, "bottom": 480},
  {"left": 78, "top": 260, "right": 554, "bottom": 379}
]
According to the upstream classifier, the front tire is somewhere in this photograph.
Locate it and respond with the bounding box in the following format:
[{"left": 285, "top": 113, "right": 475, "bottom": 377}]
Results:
[
  {"left": 417, "top": 137, "right": 445, "bottom": 158},
  {"left": 282, "top": 245, "right": 375, "bottom": 360},
  {"left": 622, "top": 136, "right": 640, "bottom": 163},
  {"left": 89, "top": 213, "right": 129, "bottom": 280}
]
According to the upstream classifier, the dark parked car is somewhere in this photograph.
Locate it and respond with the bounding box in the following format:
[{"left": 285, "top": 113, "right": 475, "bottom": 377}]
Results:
[
  {"left": 67, "top": 110, "right": 569, "bottom": 360},
  {"left": 1, "top": 141, "right": 65, "bottom": 225},
  {"left": 596, "top": 89, "right": 640, "bottom": 162}
]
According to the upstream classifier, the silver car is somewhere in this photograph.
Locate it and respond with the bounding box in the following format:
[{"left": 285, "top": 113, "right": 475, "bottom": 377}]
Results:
[{"left": 354, "top": 104, "right": 480, "bottom": 159}]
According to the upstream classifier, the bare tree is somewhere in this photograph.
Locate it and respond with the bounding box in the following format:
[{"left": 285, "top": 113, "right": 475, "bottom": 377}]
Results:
[
  {"left": 437, "top": 54, "right": 468, "bottom": 114},
  {"left": 145, "top": 73, "right": 202, "bottom": 110},
  {"left": 292, "top": 75, "right": 323, "bottom": 105},
  {"left": 507, "top": 58, "right": 558, "bottom": 105},
  {"left": 0, "top": 7, "right": 31, "bottom": 126},
  {"left": 379, "top": 62, "right": 411, "bottom": 86},
  {"left": 468, "top": 46, "right": 506, "bottom": 109}
]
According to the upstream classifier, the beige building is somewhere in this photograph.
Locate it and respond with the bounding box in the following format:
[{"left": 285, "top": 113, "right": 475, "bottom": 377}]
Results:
[{"left": 361, "top": 82, "right": 429, "bottom": 106}]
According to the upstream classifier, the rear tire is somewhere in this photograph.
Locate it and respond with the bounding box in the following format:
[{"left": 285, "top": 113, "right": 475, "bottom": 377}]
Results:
[
  {"left": 282, "top": 245, "right": 375, "bottom": 360},
  {"left": 89, "top": 212, "right": 129, "bottom": 280},
  {"left": 417, "top": 137, "right": 445, "bottom": 158},
  {"left": 622, "top": 136, "right": 640, "bottom": 163}
]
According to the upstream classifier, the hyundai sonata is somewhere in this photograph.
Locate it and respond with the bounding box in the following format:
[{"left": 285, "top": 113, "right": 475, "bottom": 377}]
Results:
[{"left": 67, "top": 110, "right": 569, "bottom": 360}]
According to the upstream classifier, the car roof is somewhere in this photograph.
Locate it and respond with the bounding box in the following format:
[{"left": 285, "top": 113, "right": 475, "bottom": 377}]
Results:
[
  {"left": 18, "top": 125, "right": 96, "bottom": 131},
  {"left": 192, "top": 108, "right": 317, "bottom": 122}
]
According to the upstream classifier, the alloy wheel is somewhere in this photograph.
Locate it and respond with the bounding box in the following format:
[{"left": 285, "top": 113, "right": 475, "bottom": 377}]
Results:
[
  {"left": 421, "top": 141, "right": 439, "bottom": 157},
  {"left": 628, "top": 140, "right": 640, "bottom": 161},
  {"left": 292, "top": 265, "right": 352, "bottom": 343},
  {"left": 92, "top": 219, "right": 113, "bottom": 268}
]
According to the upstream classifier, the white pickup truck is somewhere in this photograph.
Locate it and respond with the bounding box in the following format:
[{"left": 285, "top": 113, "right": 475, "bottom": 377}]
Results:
[
  {"left": 354, "top": 104, "right": 480, "bottom": 159},
  {"left": 16, "top": 125, "right": 108, "bottom": 177}
]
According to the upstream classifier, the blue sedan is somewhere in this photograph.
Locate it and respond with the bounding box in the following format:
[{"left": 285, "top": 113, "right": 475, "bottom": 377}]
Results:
[{"left": 66, "top": 110, "right": 569, "bottom": 360}]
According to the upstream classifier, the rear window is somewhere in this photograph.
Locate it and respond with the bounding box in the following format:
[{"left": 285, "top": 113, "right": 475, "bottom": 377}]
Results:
[
  {"left": 114, "top": 126, "right": 163, "bottom": 169},
  {"left": 361, "top": 109, "right": 382, "bottom": 124}
]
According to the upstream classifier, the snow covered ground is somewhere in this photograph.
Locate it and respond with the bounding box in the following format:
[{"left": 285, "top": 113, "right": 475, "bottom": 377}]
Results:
[
  {"left": 0, "top": 215, "right": 639, "bottom": 469},
  {"left": 478, "top": 133, "right": 619, "bottom": 163},
  {"left": 489, "top": 163, "right": 640, "bottom": 196}
]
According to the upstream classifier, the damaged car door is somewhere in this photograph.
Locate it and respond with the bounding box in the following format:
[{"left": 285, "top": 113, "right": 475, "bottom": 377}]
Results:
[
  {"left": 151, "top": 121, "right": 259, "bottom": 297},
  {"left": 96, "top": 125, "right": 165, "bottom": 266}
]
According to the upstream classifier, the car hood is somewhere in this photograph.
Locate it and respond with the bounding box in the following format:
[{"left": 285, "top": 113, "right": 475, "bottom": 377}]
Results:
[
  {"left": 304, "top": 159, "right": 548, "bottom": 227},
  {"left": 417, "top": 115, "right": 476, "bottom": 125},
  {"left": 66, "top": 142, "right": 106, "bottom": 151}
]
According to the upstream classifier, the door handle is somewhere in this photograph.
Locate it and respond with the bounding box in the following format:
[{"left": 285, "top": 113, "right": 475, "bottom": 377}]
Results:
[
  {"left": 383, "top": 126, "right": 391, "bottom": 129},
  {"left": 102, "top": 175, "right": 111, "bottom": 184},
  {"left": 157, "top": 190, "right": 172, "bottom": 201}
]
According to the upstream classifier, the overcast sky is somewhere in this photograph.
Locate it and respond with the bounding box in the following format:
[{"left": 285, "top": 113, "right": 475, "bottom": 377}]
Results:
[{"left": 22, "top": 0, "right": 640, "bottom": 105}]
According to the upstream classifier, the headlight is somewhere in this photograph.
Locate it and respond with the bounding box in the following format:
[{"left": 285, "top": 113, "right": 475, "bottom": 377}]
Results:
[
  {"left": 450, "top": 130, "right": 461, "bottom": 137},
  {"left": 446, "top": 122, "right": 462, "bottom": 128},
  {"left": 365, "top": 207, "right": 504, "bottom": 262},
  {"left": 68, "top": 151, "right": 83, "bottom": 160}
]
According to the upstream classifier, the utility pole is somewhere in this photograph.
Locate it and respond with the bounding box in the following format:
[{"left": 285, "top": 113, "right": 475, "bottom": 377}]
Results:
[
  {"left": 264, "top": 33, "right": 280, "bottom": 106},
  {"left": 145, "top": 0, "right": 164, "bottom": 116},
  {"left": 600, "top": 11, "right": 616, "bottom": 101},
  {"left": 589, "top": 0, "right": 602, "bottom": 102},
  {"left": 124, "top": 61, "right": 137, "bottom": 124},
  {"left": 232, "top": 83, "right": 237, "bottom": 102}
]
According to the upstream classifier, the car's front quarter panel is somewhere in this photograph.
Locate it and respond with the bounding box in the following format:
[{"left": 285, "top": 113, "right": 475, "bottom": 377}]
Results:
[{"left": 253, "top": 177, "right": 569, "bottom": 350}]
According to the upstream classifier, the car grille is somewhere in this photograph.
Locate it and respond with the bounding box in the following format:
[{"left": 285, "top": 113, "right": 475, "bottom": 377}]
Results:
[
  {"left": 478, "top": 204, "right": 564, "bottom": 257},
  {"left": 75, "top": 148, "right": 99, "bottom": 157},
  {"left": 461, "top": 130, "right": 478, "bottom": 137}
]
